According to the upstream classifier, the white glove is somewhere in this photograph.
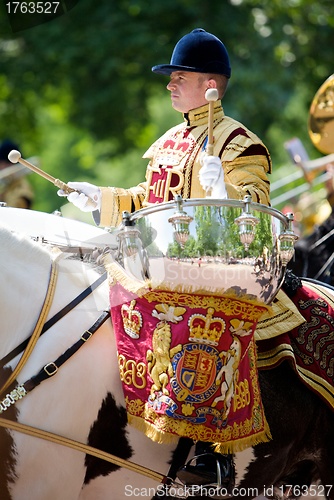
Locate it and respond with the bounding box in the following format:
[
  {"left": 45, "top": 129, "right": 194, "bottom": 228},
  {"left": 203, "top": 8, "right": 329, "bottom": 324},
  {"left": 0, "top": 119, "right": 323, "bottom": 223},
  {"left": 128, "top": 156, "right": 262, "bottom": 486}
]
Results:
[
  {"left": 57, "top": 181, "right": 101, "bottom": 212},
  {"left": 199, "top": 155, "right": 227, "bottom": 198}
]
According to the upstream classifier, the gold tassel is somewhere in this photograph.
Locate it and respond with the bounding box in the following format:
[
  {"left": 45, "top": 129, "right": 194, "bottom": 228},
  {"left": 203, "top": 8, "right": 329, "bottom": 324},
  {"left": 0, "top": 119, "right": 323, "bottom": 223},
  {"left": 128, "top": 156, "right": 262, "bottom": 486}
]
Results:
[{"left": 128, "top": 414, "right": 179, "bottom": 445}]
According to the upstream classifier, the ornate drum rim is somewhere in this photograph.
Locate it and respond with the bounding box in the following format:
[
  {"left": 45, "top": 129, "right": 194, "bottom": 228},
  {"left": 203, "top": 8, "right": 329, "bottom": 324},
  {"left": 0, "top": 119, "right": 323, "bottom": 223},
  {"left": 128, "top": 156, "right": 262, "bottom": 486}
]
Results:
[{"left": 129, "top": 198, "right": 290, "bottom": 228}]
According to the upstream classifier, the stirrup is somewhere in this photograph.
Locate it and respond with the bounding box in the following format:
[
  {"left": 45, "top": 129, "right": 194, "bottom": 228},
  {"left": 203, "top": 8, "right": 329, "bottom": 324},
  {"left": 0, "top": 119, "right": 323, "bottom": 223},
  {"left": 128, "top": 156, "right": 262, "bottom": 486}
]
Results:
[{"left": 176, "top": 452, "right": 234, "bottom": 489}]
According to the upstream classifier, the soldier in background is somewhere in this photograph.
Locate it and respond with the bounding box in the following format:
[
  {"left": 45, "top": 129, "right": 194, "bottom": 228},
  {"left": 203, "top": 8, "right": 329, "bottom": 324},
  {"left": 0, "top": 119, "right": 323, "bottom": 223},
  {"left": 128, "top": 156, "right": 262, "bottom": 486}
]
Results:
[{"left": 0, "top": 139, "right": 34, "bottom": 209}]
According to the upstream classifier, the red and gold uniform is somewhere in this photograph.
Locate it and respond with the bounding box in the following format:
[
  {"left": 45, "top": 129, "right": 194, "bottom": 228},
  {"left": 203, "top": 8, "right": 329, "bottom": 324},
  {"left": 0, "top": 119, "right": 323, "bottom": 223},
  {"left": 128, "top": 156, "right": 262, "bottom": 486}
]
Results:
[{"left": 98, "top": 101, "right": 271, "bottom": 228}]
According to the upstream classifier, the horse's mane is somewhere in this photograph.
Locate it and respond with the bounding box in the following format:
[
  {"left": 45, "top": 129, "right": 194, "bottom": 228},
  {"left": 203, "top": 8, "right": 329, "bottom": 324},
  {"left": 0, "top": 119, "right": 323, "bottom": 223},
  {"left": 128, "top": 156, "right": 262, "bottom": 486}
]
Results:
[
  {"left": 0, "top": 224, "right": 104, "bottom": 271},
  {"left": 0, "top": 225, "right": 54, "bottom": 267}
]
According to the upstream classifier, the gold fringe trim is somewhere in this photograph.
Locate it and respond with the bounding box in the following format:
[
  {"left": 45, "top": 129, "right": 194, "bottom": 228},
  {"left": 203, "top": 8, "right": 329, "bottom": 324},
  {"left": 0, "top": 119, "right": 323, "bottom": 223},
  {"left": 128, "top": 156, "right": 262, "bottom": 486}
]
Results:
[
  {"left": 103, "top": 255, "right": 150, "bottom": 297},
  {"left": 144, "top": 289, "right": 268, "bottom": 322},
  {"left": 128, "top": 414, "right": 179, "bottom": 445},
  {"left": 128, "top": 413, "right": 271, "bottom": 453},
  {"left": 213, "top": 421, "right": 272, "bottom": 454},
  {"left": 104, "top": 275, "right": 307, "bottom": 342},
  {"left": 103, "top": 253, "right": 270, "bottom": 317},
  {"left": 150, "top": 282, "right": 270, "bottom": 310}
]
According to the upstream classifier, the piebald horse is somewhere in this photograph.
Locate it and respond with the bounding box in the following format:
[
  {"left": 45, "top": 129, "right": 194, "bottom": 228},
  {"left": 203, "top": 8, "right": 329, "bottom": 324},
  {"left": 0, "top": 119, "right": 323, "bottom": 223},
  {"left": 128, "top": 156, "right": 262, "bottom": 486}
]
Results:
[{"left": 0, "top": 224, "right": 333, "bottom": 500}]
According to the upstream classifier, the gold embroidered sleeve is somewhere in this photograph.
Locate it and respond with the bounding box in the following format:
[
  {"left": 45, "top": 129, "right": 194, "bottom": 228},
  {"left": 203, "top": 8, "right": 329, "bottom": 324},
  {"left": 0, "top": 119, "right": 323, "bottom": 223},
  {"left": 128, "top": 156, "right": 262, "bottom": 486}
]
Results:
[
  {"left": 224, "top": 156, "right": 271, "bottom": 205},
  {"left": 99, "top": 183, "right": 147, "bottom": 228}
]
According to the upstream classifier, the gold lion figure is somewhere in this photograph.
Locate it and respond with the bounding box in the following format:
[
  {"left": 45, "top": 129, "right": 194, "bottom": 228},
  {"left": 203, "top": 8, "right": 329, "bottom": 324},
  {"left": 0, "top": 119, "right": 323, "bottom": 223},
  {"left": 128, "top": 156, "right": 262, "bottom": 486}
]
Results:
[{"left": 146, "top": 321, "right": 182, "bottom": 398}]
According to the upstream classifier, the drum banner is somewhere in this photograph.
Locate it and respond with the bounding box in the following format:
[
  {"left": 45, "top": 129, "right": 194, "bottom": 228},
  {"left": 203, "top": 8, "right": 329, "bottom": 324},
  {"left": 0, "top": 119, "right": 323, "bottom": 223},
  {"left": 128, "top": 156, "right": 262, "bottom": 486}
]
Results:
[
  {"left": 257, "top": 281, "right": 334, "bottom": 411},
  {"left": 110, "top": 283, "right": 271, "bottom": 453}
]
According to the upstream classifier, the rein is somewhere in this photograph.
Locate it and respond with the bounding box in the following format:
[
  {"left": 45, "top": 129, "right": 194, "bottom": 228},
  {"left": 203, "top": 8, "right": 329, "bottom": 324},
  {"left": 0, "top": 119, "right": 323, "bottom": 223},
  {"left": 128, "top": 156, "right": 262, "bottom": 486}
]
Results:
[
  {"left": 0, "top": 260, "right": 58, "bottom": 397},
  {"left": 0, "top": 311, "right": 110, "bottom": 413},
  {"left": 0, "top": 416, "right": 166, "bottom": 483},
  {"left": 301, "top": 227, "right": 334, "bottom": 282},
  {"left": 0, "top": 270, "right": 107, "bottom": 370},
  {"left": 308, "top": 226, "right": 334, "bottom": 252},
  {"left": 313, "top": 253, "right": 334, "bottom": 281},
  {"left": 0, "top": 307, "right": 168, "bottom": 484}
]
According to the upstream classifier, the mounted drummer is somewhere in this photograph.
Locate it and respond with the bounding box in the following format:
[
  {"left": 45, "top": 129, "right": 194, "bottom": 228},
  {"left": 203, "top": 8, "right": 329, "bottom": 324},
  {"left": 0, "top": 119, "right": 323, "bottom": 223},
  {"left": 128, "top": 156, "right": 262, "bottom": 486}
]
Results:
[
  {"left": 58, "top": 28, "right": 271, "bottom": 225},
  {"left": 58, "top": 28, "right": 273, "bottom": 493}
]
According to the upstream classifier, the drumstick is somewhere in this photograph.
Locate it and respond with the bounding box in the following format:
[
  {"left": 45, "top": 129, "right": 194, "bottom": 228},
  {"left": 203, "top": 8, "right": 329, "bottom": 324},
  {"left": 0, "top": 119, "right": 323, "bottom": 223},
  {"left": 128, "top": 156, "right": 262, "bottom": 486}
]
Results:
[
  {"left": 204, "top": 88, "right": 219, "bottom": 197},
  {"left": 8, "top": 150, "right": 76, "bottom": 195},
  {"left": 205, "top": 88, "right": 219, "bottom": 155}
]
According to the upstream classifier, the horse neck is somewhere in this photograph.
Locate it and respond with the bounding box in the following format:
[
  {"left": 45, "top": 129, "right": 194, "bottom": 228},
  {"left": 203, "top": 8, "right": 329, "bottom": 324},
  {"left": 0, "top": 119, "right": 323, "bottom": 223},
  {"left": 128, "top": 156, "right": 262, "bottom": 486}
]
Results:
[
  {"left": 47, "top": 257, "right": 109, "bottom": 319},
  {"left": 0, "top": 225, "right": 111, "bottom": 371},
  {"left": 0, "top": 229, "right": 53, "bottom": 358}
]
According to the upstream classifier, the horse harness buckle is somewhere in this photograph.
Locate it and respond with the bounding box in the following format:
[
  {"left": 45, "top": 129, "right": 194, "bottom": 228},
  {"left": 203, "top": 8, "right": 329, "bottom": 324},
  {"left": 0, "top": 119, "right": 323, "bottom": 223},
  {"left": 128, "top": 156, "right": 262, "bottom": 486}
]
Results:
[
  {"left": 81, "top": 330, "right": 92, "bottom": 342},
  {"left": 43, "top": 362, "right": 58, "bottom": 377}
]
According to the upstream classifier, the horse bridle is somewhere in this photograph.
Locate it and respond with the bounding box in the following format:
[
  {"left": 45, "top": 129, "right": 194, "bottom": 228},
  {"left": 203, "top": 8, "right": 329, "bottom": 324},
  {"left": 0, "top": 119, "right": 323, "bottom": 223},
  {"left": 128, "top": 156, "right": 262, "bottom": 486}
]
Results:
[
  {"left": 0, "top": 259, "right": 61, "bottom": 397},
  {"left": 0, "top": 265, "right": 108, "bottom": 372},
  {"left": 0, "top": 261, "right": 109, "bottom": 402},
  {"left": 0, "top": 310, "right": 110, "bottom": 413}
]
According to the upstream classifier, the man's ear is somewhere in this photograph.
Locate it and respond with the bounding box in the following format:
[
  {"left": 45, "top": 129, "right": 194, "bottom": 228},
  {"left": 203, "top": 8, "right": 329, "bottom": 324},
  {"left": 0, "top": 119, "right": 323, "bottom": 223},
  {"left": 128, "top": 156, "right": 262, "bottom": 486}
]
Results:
[{"left": 207, "top": 79, "right": 218, "bottom": 89}]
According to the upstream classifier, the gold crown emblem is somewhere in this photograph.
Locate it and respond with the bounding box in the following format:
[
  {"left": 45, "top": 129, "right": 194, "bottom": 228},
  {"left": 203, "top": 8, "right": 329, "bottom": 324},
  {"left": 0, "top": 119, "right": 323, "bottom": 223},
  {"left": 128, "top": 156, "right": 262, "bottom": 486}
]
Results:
[
  {"left": 121, "top": 300, "right": 143, "bottom": 339},
  {"left": 157, "top": 137, "right": 193, "bottom": 166},
  {"left": 188, "top": 307, "right": 226, "bottom": 346}
]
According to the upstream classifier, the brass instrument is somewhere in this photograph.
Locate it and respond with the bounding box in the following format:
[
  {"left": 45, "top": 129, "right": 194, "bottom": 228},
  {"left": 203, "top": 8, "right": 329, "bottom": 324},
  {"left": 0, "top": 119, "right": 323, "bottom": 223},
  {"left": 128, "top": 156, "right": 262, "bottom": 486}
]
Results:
[
  {"left": 308, "top": 74, "right": 334, "bottom": 154},
  {"left": 271, "top": 75, "right": 334, "bottom": 231}
]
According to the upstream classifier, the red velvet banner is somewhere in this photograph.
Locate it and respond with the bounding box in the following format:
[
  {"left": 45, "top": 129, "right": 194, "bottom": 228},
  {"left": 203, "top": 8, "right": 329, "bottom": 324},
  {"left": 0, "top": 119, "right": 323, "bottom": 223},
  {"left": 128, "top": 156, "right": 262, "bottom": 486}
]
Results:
[{"left": 110, "top": 283, "right": 270, "bottom": 452}]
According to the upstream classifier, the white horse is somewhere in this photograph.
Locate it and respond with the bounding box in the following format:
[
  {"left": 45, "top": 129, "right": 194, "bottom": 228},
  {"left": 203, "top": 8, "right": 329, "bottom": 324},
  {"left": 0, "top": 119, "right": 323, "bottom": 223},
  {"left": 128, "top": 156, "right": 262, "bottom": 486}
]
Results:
[
  {"left": 0, "top": 224, "right": 179, "bottom": 500},
  {"left": 0, "top": 220, "right": 332, "bottom": 500}
]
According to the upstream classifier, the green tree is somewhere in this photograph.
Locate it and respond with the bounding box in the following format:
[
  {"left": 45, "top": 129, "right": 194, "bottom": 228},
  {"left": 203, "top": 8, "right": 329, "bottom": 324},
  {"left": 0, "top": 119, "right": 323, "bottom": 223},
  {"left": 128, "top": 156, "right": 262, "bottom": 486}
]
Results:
[{"left": 0, "top": 0, "right": 333, "bottom": 214}]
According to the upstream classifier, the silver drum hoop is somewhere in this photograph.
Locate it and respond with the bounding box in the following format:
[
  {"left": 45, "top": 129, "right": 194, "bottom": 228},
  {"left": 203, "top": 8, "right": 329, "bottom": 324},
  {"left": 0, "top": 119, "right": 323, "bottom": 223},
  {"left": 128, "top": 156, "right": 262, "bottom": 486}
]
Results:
[{"left": 117, "top": 197, "right": 297, "bottom": 304}]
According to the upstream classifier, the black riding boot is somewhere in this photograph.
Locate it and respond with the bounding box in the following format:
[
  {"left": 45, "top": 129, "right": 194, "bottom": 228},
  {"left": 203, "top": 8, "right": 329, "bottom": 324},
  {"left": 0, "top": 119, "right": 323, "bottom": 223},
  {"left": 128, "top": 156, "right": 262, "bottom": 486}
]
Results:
[{"left": 177, "top": 441, "right": 235, "bottom": 491}]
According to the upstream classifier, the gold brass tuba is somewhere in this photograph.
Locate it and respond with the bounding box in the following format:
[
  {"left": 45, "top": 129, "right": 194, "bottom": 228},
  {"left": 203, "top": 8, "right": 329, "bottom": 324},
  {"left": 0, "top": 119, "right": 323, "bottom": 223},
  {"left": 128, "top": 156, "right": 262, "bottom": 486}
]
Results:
[
  {"left": 271, "top": 76, "right": 334, "bottom": 219},
  {"left": 308, "top": 74, "right": 334, "bottom": 154}
]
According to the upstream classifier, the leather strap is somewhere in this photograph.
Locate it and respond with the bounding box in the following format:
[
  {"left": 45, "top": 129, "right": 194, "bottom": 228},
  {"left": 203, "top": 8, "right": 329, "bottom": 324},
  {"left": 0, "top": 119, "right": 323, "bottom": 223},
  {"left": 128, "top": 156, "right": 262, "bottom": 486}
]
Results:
[
  {"left": 162, "top": 437, "right": 193, "bottom": 485},
  {"left": 24, "top": 310, "right": 110, "bottom": 392},
  {"left": 0, "top": 311, "right": 110, "bottom": 413},
  {"left": 0, "top": 416, "right": 165, "bottom": 483},
  {"left": 0, "top": 271, "right": 107, "bottom": 369},
  {"left": 0, "top": 261, "right": 58, "bottom": 396}
]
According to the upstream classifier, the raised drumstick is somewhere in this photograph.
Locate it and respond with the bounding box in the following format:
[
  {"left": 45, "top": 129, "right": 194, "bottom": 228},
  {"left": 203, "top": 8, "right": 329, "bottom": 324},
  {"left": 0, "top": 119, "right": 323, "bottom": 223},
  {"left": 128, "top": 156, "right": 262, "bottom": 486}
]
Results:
[
  {"left": 8, "top": 150, "right": 76, "bottom": 195},
  {"left": 205, "top": 88, "right": 219, "bottom": 155}
]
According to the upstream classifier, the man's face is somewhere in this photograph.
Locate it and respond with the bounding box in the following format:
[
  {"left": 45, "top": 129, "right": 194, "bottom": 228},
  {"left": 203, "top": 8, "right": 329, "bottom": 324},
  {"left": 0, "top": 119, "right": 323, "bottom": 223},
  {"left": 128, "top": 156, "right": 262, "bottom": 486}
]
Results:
[{"left": 167, "top": 71, "right": 210, "bottom": 113}]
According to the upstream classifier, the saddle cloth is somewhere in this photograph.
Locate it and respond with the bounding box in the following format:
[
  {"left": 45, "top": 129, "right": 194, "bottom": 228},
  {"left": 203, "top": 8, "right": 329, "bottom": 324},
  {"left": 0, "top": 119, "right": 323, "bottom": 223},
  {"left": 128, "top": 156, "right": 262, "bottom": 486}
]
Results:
[
  {"left": 110, "top": 282, "right": 271, "bottom": 453},
  {"left": 257, "top": 281, "right": 334, "bottom": 411}
]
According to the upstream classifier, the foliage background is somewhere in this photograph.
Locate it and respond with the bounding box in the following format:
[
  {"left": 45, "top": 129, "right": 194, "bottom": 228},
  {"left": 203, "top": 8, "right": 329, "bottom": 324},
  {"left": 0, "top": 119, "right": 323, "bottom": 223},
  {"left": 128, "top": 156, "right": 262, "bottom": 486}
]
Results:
[{"left": 0, "top": 0, "right": 333, "bottom": 227}]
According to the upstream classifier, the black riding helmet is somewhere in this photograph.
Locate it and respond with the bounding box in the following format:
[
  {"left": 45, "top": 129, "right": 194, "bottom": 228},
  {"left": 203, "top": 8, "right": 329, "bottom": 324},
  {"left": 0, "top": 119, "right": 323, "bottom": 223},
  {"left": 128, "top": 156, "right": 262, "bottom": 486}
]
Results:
[{"left": 152, "top": 28, "right": 231, "bottom": 78}]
